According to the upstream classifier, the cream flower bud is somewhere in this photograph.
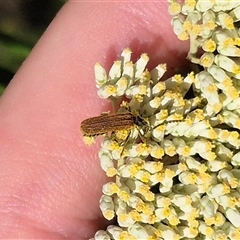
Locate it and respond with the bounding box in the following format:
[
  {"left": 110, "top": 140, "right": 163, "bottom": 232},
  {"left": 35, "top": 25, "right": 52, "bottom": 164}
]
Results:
[
  {"left": 98, "top": 85, "right": 117, "bottom": 98},
  {"left": 109, "top": 60, "right": 121, "bottom": 80},
  {"left": 196, "top": 0, "right": 214, "bottom": 12},
  {"left": 171, "top": 194, "right": 193, "bottom": 213},
  {"left": 226, "top": 98, "right": 240, "bottom": 110},
  {"left": 172, "top": 16, "right": 189, "bottom": 40},
  {"left": 121, "top": 47, "right": 132, "bottom": 63},
  {"left": 198, "top": 221, "right": 214, "bottom": 237},
  {"left": 150, "top": 64, "right": 167, "bottom": 84},
  {"left": 188, "top": 139, "right": 214, "bottom": 155},
  {"left": 161, "top": 139, "right": 176, "bottom": 156},
  {"left": 152, "top": 81, "right": 166, "bottom": 96},
  {"left": 232, "top": 152, "right": 240, "bottom": 166},
  {"left": 178, "top": 226, "right": 198, "bottom": 238},
  {"left": 149, "top": 96, "right": 161, "bottom": 109},
  {"left": 149, "top": 142, "right": 164, "bottom": 159},
  {"left": 143, "top": 161, "right": 163, "bottom": 174},
  {"left": 92, "top": 230, "right": 111, "bottom": 240},
  {"left": 200, "top": 196, "right": 218, "bottom": 218},
  {"left": 212, "top": 2, "right": 240, "bottom": 12},
  {"left": 155, "top": 206, "right": 179, "bottom": 225},
  {"left": 122, "top": 61, "right": 134, "bottom": 79},
  {"left": 215, "top": 129, "right": 240, "bottom": 148},
  {"left": 117, "top": 213, "right": 136, "bottom": 227},
  {"left": 203, "top": 12, "right": 216, "bottom": 30},
  {"left": 99, "top": 152, "right": 114, "bottom": 172},
  {"left": 126, "top": 179, "right": 154, "bottom": 201},
  {"left": 155, "top": 222, "right": 180, "bottom": 240},
  {"left": 215, "top": 54, "right": 240, "bottom": 75},
  {"left": 131, "top": 143, "right": 150, "bottom": 157},
  {"left": 155, "top": 195, "right": 171, "bottom": 208},
  {"left": 212, "top": 30, "right": 233, "bottom": 46},
  {"left": 216, "top": 12, "right": 234, "bottom": 29},
  {"left": 168, "top": 1, "right": 181, "bottom": 15},
  {"left": 200, "top": 52, "right": 215, "bottom": 67},
  {"left": 117, "top": 187, "right": 131, "bottom": 202},
  {"left": 214, "top": 212, "right": 226, "bottom": 227},
  {"left": 158, "top": 169, "right": 175, "bottom": 193},
  {"left": 229, "top": 225, "right": 240, "bottom": 240},
  {"left": 115, "top": 77, "right": 128, "bottom": 96},
  {"left": 135, "top": 53, "right": 149, "bottom": 78},
  {"left": 226, "top": 208, "right": 240, "bottom": 227},
  {"left": 207, "top": 183, "right": 230, "bottom": 199},
  {"left": 150, "top": 110, "right": 168, "bottom": 127},
  {"left": 218, "top": 169, "right": 238, "bottom": 188},
  {"left": 102, "top": 182, "right": 119, "bottom": 196},
  {"left": 208, "top": 159, "right": 228, "bottom": 172},
  {"left": 185, "top": 156, "right": 203, "bottom": 171},
  {"left": 134, "top": 170, "right": 151, "bottom": 183},
  {"left": 100, "top": 195, "right": 115, "bottom": 220},
  {"left": 229, "top": 5, "right": 240, "bottom": 20},
  {"left": 114, "top": 197, "right": 127, "bottom": 216},
  {"left": 106, "top": 225, "right": 124, "bottom": 239},
  {"left": 208, "top": 64, "right": 231, "bottom": 84},
  {"left": 128, "top": 223, "right": 151, "bottom": 239},
  {"left": 231, "top": 169, "right": 240, "bottom": 183},
  {"left": 118, "top": 163, "right": 141, "bottom": 178},
  {"left": 172, "top": 138, "right": 191, "bottom": 157},
  {"left": 179, "top": 171, "right": 197, "bottom": 185},
  {"left": 217, "top": 194, "right": 237, "bottom": 210},
  {"left": 195, "top": 72, "right": 220, "bottom": 107},
  {"left": 202, "top": 39, "right": 216, "bottom": 52},
  {"left": 94, "top": 62, "right": 107, "bottom": 88},
  {"left": 218, "top": 45, "right": 240, "bottom": 57},
  {"left": 222, "top": 110, "right": 240, "bottom": 129}
]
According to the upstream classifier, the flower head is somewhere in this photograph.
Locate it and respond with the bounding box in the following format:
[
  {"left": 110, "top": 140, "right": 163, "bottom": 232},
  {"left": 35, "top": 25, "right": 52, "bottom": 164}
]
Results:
[{"left": 89, "top": 44, "right": 240, "bottom": 239}]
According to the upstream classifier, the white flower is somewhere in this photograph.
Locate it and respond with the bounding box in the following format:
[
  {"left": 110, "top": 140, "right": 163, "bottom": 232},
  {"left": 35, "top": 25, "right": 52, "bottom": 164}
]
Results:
[
  {"left": 143, "top": 161, "right": 163, "bottom": 174},
  {"left": 215, "top": 55, "right": 240, "bottom": 75},
  {"left": 122, "top": 61, "right": 134, "bottom": 80},
  {"left": 200, "top": 196, "right": 218, "bottom": 219},
  {"left": 155, "top": 222, "right": 180, "bottom": 240},
  {"left": 109, "top": 61, "right": 122, "bottom": 79},
  {"left": 92, "top": 230, "right": 111, "bottom": 240},
  {"left": 135, "top": 53, "right": 149, "bottom": 78},
  {"left": 218, "top": 169, "right": 238, "bottom": 188},
  {"left": 99, "top": 195, "right": 115, "bottom": 220},
  {"left": 90, "top": 41, "right": 240, "bottom": 239},
  {"left": 106, "top": 225, "right": 125, "bottom": 240},
  {"left": 198, "top": 221, "right": 214, "bottom": 238},
  {"left": 94, "top": 62, "right": 107, "bottom": 88},
  {"left": 226, "top": 208, "right": 240, "bottom": 228},
  {"left": 102, "top": 182, "right": 119, "bottom": 196},
  {"left": 128, "top": 223, "right": 152, "bottom": 239},
  {"left": 207, "top": 183, "right": 230, "bottom": 199}
]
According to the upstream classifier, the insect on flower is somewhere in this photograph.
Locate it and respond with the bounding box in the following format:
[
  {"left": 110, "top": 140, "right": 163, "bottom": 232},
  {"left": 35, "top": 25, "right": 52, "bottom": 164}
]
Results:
[{"left": 80, "top": 112, "right": 148, "bottom": 137}]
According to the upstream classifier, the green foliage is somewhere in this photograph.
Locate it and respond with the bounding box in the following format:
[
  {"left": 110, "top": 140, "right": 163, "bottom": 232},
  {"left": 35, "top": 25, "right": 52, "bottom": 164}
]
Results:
[{"left": 0, "top": 0, "right": 66, "bottom": 95}]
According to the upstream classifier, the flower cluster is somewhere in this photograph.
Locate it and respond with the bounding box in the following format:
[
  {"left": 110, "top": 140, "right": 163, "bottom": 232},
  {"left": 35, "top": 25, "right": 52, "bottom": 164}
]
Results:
[
  {"left": 87, "top": 1, "right": 240, "bottom": 240},
  {"left": 169, "top": 0, "right": 240, "bottom": 73},
  {"left": 90, "top": 46, "right": 240, "bottom": 240}
]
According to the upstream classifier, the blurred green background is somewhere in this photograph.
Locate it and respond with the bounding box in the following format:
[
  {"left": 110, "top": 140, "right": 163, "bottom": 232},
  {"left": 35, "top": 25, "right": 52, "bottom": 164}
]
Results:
[{"left": 0, "top": 0, "right": 66, "bottom": 95}]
